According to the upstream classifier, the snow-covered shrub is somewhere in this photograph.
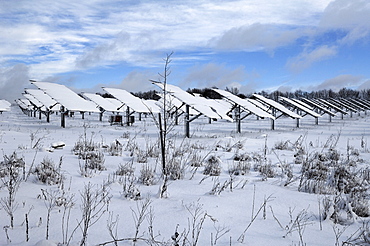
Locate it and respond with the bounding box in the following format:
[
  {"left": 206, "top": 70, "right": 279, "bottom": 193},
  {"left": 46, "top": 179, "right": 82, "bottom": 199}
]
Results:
[
  {"left": 72, "top": 136, "right": 100, "bottom": 159},
  {"left": 273, "top": 140, "right": 292, "bottom": 150},
  {"left": 136, "top": 148, "right": 148, "bottom": 163},
  {"left": 139, "top": 164, "right": 155, "bottom": 186},
  {"left": 233, "top": 152, "right": 252, "bottom": 162},
  {"left": 34, "top": 156, "right": 64, "bottom": 185},
  {"left": 330, "top": 193, "right": 354, "bottom": 225},
  {"left": 116, "top": 161, "right": 135, "bottom": 176},
  {"left": 352, "top": 197, "right": 370, "bottom": 217},
  {"left": 298, "top": 158, "right": 331, "bottom": 194},
  {"left": 203, "top": 155, "right": 221, "bottom": 176},
  {"left": 0, "top": 151, "right": 25, "bottom": 178},
  {"left": 342, "top": 221, "right": 370, "bottom": 245},
  {"left": 189, "top": 151, "right": 203, "bottom": 167},
  {"left": 165, "top": 157, "right": 185, "bottom": 180},
  {"left": 293, "top": 146, "right": 306, "bottom": 164},
  {"left": 257, "top": 162, "right": 276, "bottom": 180},
  {"left": 228, "top": 161, "right": 251, "bottom": 176},
  {"left": 107, "top": 140, "right": 123, "bottom": 156},
  {"left": 120, "top": 174, "right": 141, "bottom": 200},
  {"left": 0, "top": 152, "right": 24, "bottom": 228},
  {"left": 279, "top": 162, "right": 293, "bottom": 185},
  {"left": 84, "top": 151, "right": 106, "bottom": 171}
]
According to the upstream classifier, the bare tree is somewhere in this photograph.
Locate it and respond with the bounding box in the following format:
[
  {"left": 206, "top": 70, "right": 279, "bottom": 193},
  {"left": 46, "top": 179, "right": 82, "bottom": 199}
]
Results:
[
  {"left": 149, "top": 52, "right": 175, "bottom": 198},
  {"left": 0, "top": 152, "right": 24, "bottom": 228},
  {"left": 77, "top": 182, "right": 111, "bottom": 246}
]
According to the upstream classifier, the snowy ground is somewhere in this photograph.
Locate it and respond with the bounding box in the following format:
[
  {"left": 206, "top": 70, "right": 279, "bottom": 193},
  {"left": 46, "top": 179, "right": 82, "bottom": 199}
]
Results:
[{"left": 1, "top": 106, "right": 370, "bottom": 245}]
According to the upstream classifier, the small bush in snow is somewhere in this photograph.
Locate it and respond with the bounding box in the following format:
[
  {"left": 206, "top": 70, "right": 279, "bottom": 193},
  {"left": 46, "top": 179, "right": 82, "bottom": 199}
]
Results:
[
  {"left": 165, "top": 157, "right": 185, "bottom": 180},
  {"left": 228, "top": 161, "right": 251, "bottom": 176},
  {"left": 203, "top": 155, "right": 221, "bottom": 176},
  {"left": 0, "top": 151, "right": 25, "bottom": 178},
  {"left": 34, "top": 156, "right": 64, "bottom": 185},
  {"left": 72, "top": 137, "right": 99, "bottom": 159},
  {"left": 136, "top": 148, "right": 148, "bottom": 163},
  {"left": 84, "top": 151, "right": 106, "bottom": 171},
  {"left": 256, "top": 162, "right": 276, "bottom": 180},
  {"left": 189, "top": 152, "right": 203, "bottom": 167},
  {"left": 139, "top": 164, "right": 155, "bottom": 186},
  {"left": 116, "top": 161, "right": 135, "bottom": 176},
  {"left": 107, "top": 140, "right": 123, "bottom": 156},
  {"left": 273, "top": 140, "right": 292, "bottom": 150},
  {"left": 120, "top": 174, "right": 141, "bottom": 200}
]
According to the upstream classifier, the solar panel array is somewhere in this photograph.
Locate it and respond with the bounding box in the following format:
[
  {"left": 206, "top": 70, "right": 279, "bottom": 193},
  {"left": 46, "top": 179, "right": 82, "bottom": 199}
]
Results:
[{"left": 13, "top": 80, "right": 370, "bottom": 135}]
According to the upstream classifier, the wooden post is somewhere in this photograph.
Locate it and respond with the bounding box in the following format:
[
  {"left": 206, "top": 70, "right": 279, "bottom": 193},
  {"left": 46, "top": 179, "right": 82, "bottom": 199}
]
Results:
[
  {"left": 99, "top": 112, "right": 103, "bottom": 122},
  {"left": 236, "top": 105, "right": 241, "bottom": 133},
  {"left": 126, "top": 107, "right": 130, "bottom": 126},
  {"left": 185, "top": 104, "right": 190, "bottom": 138},
  {"left": 61, "top": 106, "right": 66, "bottom": 128},
  {"left": 271, "top": 108, "right": 276, "bottom": 130}
]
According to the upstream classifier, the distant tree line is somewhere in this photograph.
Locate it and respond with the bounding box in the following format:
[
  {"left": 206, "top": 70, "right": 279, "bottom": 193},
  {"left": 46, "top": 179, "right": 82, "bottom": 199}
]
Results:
[{"left": 99, "top": 87, "right": 370, "bottom": 101}]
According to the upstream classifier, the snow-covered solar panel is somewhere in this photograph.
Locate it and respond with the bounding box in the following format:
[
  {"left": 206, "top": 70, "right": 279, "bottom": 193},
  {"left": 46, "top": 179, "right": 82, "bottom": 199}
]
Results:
[
  {"left": 83, "top": 93, "right": 123, "bottom": 113},
  {"left": 31, "top": 82, "right": 100, "bottom": 113},
  {"left": 102, "top": 87, "right": 160, "bottom": 113},
  {"left": 104, "top": 98, "right": 127, "bottom": 112},
  {"left": 317, "top": 99, "right": 347, "bottom": 114},
  {"left": 0, "top": 100, "right": 11, "bottom": 112},
  {"left": 337, "top": 99, "right": 360, "bottom": 112},
  {"left": 279, "top": 97, "right": 321, "bottom": 118},
  {"left": 22, "top": 93, "right": 45, "bottom": 109},
  {"left": 15, "top": 98, "right": 33, "bottom": 110},
  {"left": 348, "top": 99, "right": 370, "bottom": 110},
  {"left": 157, "top": 93, "right": 199, "bottom": 115},
  {"left": 329, "top": 99, "right": 357, "bottom": 113},
  {"left": 25, "top": 89, "right": 60, "bottom": 111},
  {"left": 251, "top": 94, "right": 302, "bottom": 119},
  {"left": 300, "top": 98, "right": 336, "bottom": 117},
  {"left": 213, "top": 89, "right": 275, "bottom": 119},
  {"left": 291, "top": 98, "right": 314, "bottom": 110},
  {"left": 154, "top": 83, "right": 233, "bottom": 121}
]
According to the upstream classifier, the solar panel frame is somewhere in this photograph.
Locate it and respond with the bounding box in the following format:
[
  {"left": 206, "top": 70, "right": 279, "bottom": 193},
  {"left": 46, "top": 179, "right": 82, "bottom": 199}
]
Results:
[
  {"left": 154, "top": 83, "right": 233, "bottom": 121},
  {"left": 251, "top": 94, "right": 302, "bottom": 119},
  {"left": 316, "top": 99, "right": 348, "bottom": 115},
  {"left": 300, "top": 98, "right": 336, "bottom": 117},
  {"left": 213, "top": 89, "right": 275, "bottom": 119},
  {"left": 278, "top": 96, "right": 321, "bottom": 118}
]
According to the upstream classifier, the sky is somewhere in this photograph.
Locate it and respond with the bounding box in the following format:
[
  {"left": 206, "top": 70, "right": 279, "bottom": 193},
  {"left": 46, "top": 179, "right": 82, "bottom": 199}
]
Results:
[{"left": 0, "top": 0, "right": 370, "bottom": 101}]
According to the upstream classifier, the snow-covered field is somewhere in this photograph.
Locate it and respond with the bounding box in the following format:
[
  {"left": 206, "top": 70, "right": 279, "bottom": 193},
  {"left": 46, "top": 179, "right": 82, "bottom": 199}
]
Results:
[{"left": 1, "top": 106, "right": 370, "bottom": 245}]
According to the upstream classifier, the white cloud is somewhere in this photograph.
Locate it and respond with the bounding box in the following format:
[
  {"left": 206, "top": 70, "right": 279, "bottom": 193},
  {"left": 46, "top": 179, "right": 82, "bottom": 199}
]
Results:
[
  {"left": 180, "top": 63, "right": 257, "bottom": 91},
  {"left": 212, "top": 23, "right": 311, "bottom": 52},
  {"left": 306, "top": 74, "right": 363, "bottom": 91},
  {"left": 82, "top": 70, "right": 158, "bottom": 94},
  {"left": 320, "top": 0, "right": 370, "bottom": 44},
  {"left": 0, "top": 64, "right": 30, "bottom": 101},
  {"left": 0, "top": 0, "right": 334, "bottom": 78},
  {"left": 286, "top": 45, "right": 337, "bottom": 72}
]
